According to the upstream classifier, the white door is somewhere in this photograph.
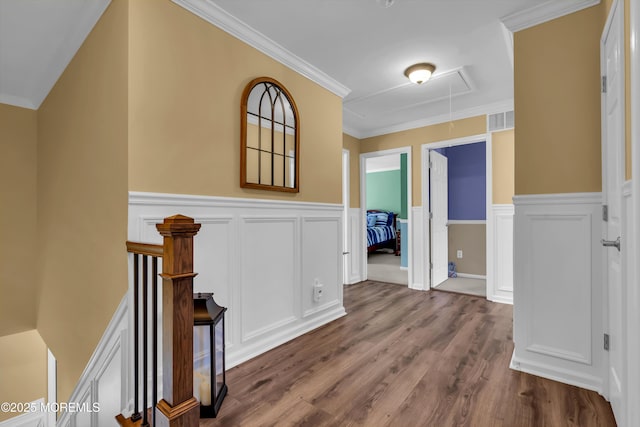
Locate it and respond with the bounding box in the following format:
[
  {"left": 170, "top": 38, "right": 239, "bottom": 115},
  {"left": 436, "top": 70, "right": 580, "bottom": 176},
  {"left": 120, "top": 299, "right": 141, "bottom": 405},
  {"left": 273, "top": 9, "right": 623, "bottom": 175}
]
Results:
[
  {"left": 601, "top": 1, "right": 625, "bottom": 424},
  {"left": 342, "top": 150, "right": 350, "bottom": 284},
  {"left": 430, "top": 150, "right": 448, "bottom": 287}
]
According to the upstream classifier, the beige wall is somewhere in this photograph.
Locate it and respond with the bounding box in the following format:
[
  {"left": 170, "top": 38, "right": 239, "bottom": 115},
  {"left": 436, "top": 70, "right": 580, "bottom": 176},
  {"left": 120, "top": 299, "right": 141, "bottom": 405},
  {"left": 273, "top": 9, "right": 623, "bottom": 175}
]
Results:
[
  {"left": 448, "top": 224, "right": 486, "bottom": 276},
  {"left": 0, "top": 331, "right": 48, "bottom": 422},
  {"left": 492, "top": 129, "right": 515, "bottom": 204},
  {"left": 343, "top": 133, "right": 361, "bottom": 208},
  {"left": 514, "top": 4, "right": 606, "bottom": 195},
  {"left": 0, "top": 104, "right": 38, "bottom": 337},
  {"left": 128, "top": 0, "right": 343, "bottom": 204},
  {"left": 36, "top": 0, "right": 129, "bottom": 402},
  {"left": 359, "top": 116, "right": 486, "bottom": 206}
]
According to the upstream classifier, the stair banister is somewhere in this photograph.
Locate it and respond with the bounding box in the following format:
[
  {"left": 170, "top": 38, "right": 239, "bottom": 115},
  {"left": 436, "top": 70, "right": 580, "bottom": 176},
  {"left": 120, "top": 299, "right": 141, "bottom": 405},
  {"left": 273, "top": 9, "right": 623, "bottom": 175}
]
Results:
[{"left": 154, "top": 215, "right": 201, "bottom": 427}]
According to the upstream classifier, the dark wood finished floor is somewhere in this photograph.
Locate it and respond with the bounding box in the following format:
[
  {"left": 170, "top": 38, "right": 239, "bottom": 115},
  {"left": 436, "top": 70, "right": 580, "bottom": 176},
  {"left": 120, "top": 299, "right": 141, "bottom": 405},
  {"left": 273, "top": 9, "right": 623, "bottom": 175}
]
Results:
[{"left": 202, "top": 281, "right": 616, "bottom": 427}]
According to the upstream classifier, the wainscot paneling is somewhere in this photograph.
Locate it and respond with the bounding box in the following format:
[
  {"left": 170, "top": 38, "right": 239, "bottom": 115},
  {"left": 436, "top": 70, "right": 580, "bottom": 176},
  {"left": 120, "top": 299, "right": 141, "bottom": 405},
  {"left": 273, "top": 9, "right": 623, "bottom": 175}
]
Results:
[
  {"left": 128, "top": 192, "right": 347, "bottom": 369},
  {"left": 0, "top": 399, "right": 47, "bottom": 427},
  {"left": 488, "top": 204, "right": 514, "bottom": 304},
  {"left": 302, "top": 217, "right": 343, "bottom": 316},
  {"left": 57, "top": 298, "right": 129, "bottom": 427},
  {"left": 511, "top": 192, "right": 604, "bottom": 393},
  {"left": 240, "top": 216, "right": 298, "bottom": 341}
]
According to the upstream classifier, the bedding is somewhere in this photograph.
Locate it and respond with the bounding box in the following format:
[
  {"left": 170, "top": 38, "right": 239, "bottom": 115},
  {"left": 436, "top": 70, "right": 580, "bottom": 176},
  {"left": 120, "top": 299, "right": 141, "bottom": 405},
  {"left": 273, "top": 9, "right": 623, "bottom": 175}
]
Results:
[{"left": 366, "top": 210, "right": 397, "bottom": 252}]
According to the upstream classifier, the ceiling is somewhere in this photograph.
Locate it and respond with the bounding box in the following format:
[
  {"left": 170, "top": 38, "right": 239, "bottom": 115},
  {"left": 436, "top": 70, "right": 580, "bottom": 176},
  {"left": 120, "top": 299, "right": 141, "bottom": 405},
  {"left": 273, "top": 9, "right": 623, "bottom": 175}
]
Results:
[{"left": 0, "top": 0, "right": 597, "bottom": 138}]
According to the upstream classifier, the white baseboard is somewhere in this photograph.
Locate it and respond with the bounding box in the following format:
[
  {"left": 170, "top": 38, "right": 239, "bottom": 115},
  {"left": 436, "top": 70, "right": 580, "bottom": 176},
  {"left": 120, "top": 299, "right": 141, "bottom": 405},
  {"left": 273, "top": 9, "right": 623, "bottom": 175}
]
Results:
[{"left": 510, "top": 351, "right": 603, "bottom": 394}]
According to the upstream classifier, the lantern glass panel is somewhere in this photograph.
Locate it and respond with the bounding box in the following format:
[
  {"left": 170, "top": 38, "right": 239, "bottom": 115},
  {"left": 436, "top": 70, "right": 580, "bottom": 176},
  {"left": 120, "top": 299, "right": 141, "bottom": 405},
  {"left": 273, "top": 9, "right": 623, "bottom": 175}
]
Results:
[
  {"left": 215, "top": 320, "right": 224, "bottom": 396},
  {"left": 193, "top": 324, "right": 212, "bottom": 407}
]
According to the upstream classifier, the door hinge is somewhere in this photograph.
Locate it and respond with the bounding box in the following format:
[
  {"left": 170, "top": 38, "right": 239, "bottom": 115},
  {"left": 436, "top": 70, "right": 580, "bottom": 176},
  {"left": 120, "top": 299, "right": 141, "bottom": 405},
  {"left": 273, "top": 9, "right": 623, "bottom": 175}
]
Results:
[
  {"left": 428, "top": 161, "right": 433, "bottom": 168},
  {"left": 602, "top": 76, "right": 607, "bottom": 93},
  {"left": 603, "top": 204, "right": 608, "bottom": 222},
  {"left": 604, "top": 333, "right": 610, "bottom": 351},
  {"left": 428, "top": 212, "right": 433, "bottom": 220},
  {"left": 429, "top": 262, "right": 433, "bottom": 270}
]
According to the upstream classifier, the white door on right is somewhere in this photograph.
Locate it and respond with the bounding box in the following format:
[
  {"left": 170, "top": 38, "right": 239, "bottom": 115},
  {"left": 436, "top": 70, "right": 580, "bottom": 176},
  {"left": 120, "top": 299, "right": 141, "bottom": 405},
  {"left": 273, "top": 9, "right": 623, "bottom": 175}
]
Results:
[
  {"left": 601, "top": 1, "right": 625, "bottom": 424},
  {"left": 430, "top": 150, "right": 448, "bottom": 287}
]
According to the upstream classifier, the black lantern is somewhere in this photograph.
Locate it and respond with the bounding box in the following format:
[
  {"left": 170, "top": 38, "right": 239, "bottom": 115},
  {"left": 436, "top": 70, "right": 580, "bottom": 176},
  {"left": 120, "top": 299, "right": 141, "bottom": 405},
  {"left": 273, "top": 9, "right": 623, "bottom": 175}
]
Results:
[{"left": 193, "top": 293, "right": 227, "bottom": 418}]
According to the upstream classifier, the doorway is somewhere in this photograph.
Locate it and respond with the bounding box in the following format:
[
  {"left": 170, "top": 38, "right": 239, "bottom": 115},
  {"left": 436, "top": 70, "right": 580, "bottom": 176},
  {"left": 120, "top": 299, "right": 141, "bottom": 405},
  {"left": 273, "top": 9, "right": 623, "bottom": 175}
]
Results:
[
  {"left": 422, "top": 134, "right": 490, "bottom": 297},
  {"left": 360, "top": 147, "right": 412, "bottom": 287}
]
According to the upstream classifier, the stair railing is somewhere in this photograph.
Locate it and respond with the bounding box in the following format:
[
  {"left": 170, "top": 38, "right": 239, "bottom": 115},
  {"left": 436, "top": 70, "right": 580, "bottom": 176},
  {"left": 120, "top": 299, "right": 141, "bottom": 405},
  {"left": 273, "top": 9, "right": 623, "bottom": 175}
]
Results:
[{"left": 117, "top": 215, "right": 201, "bottom": 427}]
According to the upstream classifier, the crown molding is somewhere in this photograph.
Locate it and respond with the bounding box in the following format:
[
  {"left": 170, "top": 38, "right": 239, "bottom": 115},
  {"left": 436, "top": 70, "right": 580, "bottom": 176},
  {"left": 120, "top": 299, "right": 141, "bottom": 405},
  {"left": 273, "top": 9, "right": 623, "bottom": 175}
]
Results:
[
  {"left": 501, "top": 0, "right": 600, "bottom": 32},
  {"left": 172, "top": 0, "right": 351, "bottom": 99},
  {"left": 344, "top": 99, "right": 514, "bottom": 140}
]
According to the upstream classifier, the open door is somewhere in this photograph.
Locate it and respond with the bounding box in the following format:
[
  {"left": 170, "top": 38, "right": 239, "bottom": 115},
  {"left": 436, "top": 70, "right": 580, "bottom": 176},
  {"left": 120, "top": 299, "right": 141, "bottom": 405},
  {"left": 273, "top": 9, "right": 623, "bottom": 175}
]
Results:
[
  {"left": 430, "top": 150, "right": 448, "bottom": 287},
  {"left": 342, "top": 149, "right": 350, "bottom": 284},
  {"left": 601, "top": 1, "right": 626, "bottom": 424}
]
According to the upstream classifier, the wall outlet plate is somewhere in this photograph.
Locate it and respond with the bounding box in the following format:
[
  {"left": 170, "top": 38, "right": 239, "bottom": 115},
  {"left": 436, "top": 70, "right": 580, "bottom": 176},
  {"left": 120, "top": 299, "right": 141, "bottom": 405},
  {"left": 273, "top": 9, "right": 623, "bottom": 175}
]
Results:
[
  {"left": 457, "top": 250, "right": 463, "bottom": 259},
  {"left": 313, "top": 281, "right": 323, "bottom": 302}
]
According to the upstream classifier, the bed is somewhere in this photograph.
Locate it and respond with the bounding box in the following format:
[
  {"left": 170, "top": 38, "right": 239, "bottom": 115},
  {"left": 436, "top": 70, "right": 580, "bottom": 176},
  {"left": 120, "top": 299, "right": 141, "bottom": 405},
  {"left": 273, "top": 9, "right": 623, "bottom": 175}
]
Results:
[{"left": 366, "top": 210, "right": 397, "bottom": 253}]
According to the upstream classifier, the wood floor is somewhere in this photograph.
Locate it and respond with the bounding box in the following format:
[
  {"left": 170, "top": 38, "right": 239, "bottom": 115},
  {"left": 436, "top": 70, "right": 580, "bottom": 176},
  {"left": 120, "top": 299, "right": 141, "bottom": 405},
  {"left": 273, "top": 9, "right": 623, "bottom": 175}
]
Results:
[{"left": 202, "top": 281, "right": 616, "bottom": 427}]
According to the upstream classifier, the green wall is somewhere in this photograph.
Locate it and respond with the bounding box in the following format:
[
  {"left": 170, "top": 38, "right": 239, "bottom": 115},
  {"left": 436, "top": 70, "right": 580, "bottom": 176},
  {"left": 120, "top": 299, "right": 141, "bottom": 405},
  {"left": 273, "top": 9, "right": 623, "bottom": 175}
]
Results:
[
  {"left": 366, "top": 169, "right": 401, "bottom": 213},
  {"left": 400, "top": 153, "right": 408, "bottom": 219}
]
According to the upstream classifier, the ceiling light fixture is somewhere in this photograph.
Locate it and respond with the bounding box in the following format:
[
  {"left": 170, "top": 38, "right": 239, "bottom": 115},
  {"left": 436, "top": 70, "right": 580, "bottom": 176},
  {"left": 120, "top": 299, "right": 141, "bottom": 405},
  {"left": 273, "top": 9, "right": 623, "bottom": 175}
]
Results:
[{"left": 404, "top": 63, "right": 436, "bottom": 84}]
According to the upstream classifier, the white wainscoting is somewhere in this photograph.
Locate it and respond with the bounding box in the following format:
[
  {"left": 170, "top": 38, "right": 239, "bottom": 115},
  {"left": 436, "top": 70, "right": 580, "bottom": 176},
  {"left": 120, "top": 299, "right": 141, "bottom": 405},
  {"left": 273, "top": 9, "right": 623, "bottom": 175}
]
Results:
[
  {"left": 0, "top": 399, "right": 47, "bottom": 427},
  {"left": 57, "top": 298, "right": 129, "bottom": 427},
  {"left": 346, "top": 208, "right": 364, "bottom": 284},
  {"left": 128, "top": 191, "right": 347, "bottom": 368},
  {"left": 511, "top": 192, "right": 604, "bottom": 393},
  {"left": 54, "top": 192, "right": 346, "bottom": 425},
  {"left": 487, "top": 204, "right": 514, "bottom": 304}
]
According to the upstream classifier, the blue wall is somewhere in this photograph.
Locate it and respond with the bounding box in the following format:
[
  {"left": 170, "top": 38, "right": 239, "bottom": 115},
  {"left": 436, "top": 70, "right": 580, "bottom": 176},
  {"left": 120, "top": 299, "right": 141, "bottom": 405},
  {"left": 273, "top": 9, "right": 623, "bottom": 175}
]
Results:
[{"left": 433, "top": 143, "right": 485, "bottom": 220}]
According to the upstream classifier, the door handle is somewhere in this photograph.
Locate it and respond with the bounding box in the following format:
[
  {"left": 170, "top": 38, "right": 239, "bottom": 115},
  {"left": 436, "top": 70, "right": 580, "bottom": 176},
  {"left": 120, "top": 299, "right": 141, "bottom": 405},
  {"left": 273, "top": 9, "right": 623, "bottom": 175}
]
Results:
[
  {"left": 343, "top": 252, "right": 350, "bottom": 255},
  {"left": 601, "top": 236, "right": 621, "bottom": 251}
]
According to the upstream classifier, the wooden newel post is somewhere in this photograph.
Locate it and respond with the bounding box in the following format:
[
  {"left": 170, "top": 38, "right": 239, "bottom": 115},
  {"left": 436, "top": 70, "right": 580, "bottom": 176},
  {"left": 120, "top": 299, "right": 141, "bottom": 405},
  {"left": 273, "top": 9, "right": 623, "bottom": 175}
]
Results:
[{"left": 155, "top": 215, "right": 201, "bottom": 427}]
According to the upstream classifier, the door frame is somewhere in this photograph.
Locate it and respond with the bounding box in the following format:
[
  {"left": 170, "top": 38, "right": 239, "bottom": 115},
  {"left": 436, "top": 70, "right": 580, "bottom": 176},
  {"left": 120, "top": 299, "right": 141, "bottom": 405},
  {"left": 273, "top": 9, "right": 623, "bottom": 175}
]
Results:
[
  {"left": 342, "top": 149, "right": 350, "bottom": 285},
  {"left": 360, "top": 147, "right": 413, "bottom": 287},
  {"left": 421, "top": 133, "right": 492, "bottom": 293},
  {"left": 630, "top": 0, "right": 640, "bottom": 424},
  {"left": 600, "top": 0, "right": 626, "bottom": 418}
]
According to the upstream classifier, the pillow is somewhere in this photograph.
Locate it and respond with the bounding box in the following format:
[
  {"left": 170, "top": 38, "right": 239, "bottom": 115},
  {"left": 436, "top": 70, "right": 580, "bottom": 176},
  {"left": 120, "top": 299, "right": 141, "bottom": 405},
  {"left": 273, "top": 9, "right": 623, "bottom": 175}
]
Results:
[
  {"left": 366, "top": 214, "right": 376, "bottom": 227},
  {"left": 386, "top": 212, "right": 395, "bottom": 226},
  {"left": 374, "top": 212, "right": 388, "bottom": 227}
]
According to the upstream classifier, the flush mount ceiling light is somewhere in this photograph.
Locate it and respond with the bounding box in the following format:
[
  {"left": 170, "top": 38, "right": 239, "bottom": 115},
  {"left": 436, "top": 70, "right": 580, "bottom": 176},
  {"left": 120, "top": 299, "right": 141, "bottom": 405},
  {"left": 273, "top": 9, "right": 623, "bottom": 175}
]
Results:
[{"left": 404, "top": 63, "right": 436, "bottom": 84}]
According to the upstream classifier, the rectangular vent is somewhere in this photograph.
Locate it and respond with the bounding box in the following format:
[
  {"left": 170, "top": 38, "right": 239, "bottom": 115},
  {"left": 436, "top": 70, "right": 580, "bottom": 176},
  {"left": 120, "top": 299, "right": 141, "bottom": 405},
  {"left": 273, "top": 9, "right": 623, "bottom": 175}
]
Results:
[{"left": 488, "top": 110, "right": 515, "bottom": 131}]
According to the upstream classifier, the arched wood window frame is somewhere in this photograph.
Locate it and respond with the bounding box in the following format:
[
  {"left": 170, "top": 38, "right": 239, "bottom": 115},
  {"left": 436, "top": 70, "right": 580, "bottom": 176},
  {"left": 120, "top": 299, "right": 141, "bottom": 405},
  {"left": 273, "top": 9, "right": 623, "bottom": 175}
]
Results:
[{"left": 240, "top": 77, "right": 300, "bottom": 193}]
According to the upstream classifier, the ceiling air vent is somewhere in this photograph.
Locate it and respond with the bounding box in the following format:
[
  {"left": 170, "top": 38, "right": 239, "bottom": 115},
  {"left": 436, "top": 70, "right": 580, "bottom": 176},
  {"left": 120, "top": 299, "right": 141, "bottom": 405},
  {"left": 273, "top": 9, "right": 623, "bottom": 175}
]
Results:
[{"left": 488, "top": 110, "right": 514, "bottom": 132}]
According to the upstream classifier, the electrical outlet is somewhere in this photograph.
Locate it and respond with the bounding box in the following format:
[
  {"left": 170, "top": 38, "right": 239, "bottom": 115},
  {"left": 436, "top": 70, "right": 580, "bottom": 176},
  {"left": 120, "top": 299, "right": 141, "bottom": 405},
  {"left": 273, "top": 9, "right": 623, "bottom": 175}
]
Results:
[{"left": 457, "top": 250, "right": 463, "bottom": 259}]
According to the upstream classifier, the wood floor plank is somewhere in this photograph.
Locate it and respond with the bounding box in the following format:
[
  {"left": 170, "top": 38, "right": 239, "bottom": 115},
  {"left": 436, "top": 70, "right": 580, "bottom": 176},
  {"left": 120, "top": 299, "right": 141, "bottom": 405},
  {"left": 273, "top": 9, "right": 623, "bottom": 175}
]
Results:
[{"left": 202, "top": 281, "right": 616, "bottom": 427}]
